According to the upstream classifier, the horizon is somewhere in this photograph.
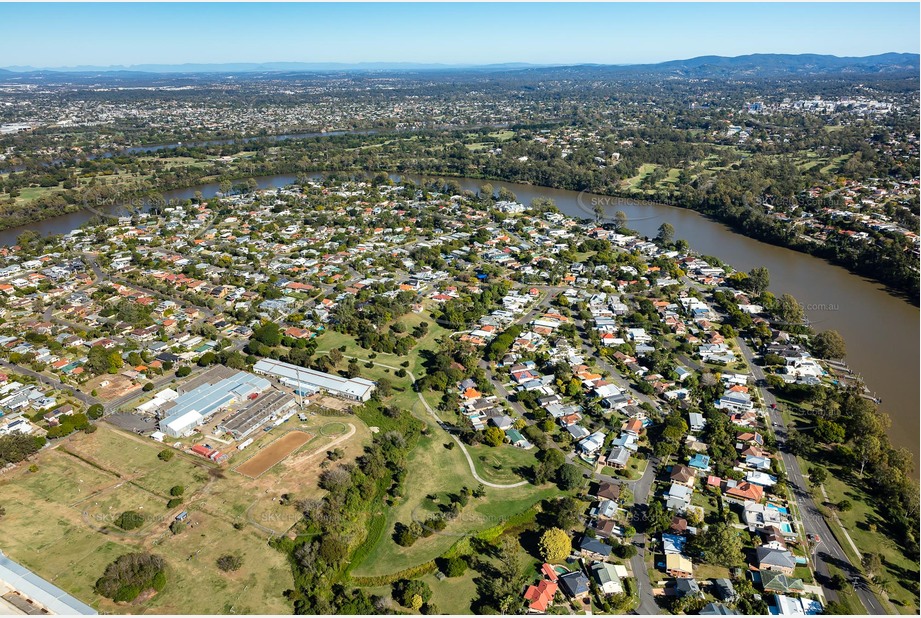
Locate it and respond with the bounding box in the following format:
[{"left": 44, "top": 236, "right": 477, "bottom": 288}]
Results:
[
  {"left": 0, "top": 3, "right": 918, "bottom": 68},
  {"left": 3, "top": 50, "right": 920, "bottom": 73}
]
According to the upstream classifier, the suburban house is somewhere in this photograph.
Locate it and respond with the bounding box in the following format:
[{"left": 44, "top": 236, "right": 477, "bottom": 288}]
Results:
[
  {"left": 523, "top": 580, "right": 558, "bottom": 612},
  {"left": 755, "top": 547, "right": 797, "bottom": 575},
  {"left": 558, "top": 571, "right": 590, "bottom": 599},
  {"left": 760, "top": 571, "right": 806, "bottom": 595},
  {"left": 670, "top": 464, "right": 696, "bottom": 487},
  {"left": 590, "top": 561, "right": 623, "bottom": 595},
  {"left": 579, "top": 536, "right": 612, "bottom": 560},
  {"left": 665, "top": 553, "right": 693, "bottom": 578}
]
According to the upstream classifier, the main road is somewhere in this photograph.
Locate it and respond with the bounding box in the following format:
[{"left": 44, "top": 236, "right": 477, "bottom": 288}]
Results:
[{"left": 738, "top": 338, "right": 886, "bottom": 614}]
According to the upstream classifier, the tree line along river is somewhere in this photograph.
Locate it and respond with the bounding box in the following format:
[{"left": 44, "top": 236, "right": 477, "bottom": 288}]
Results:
[{"left": 4, "top": 171, "right": 918, "bottom": 466}]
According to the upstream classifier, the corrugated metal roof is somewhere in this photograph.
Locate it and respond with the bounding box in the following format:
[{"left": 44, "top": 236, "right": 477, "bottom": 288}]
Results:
[
  {"left": 0, "top": 550, "right": 97, "bottom": 615},
  {"left": 253, "top": 359, "right": 375, "bottom": 399},
  {"left": 161, "top": 371, "right": 270, "bottom": 427}
]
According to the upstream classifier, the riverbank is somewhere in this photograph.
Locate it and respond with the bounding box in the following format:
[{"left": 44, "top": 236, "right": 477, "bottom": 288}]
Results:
[{"left": 2, "top": 170, "right": 917, "bottom": 462}]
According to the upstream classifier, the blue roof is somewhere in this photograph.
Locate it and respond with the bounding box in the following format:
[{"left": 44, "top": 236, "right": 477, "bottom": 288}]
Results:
[
  {"left": 162, "top": 371, "right": 270, "bottom": 426},
  {"left": 689, "top": 454, "right": 711, "bottom": 469}
]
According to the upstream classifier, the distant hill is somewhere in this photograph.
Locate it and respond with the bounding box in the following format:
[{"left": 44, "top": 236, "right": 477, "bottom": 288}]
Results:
[
  {"left": 613, "top": 52, "right": 920, "bottom": 77},
  {"left": 1, "top": 53, "right": 917, "bottom": 79}
]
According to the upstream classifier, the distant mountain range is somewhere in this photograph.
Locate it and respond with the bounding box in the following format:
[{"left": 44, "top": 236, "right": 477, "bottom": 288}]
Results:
[{"left": 1, "top": 53, "right": 918, "bottom": 79}]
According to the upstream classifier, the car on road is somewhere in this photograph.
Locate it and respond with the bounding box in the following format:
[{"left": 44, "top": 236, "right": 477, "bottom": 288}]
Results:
[
  {"left": 806, "top": 533, "right": 821, "bottom": 543},
  {"left": 770, "top": 403, "right": 777, "bottom": 409}
]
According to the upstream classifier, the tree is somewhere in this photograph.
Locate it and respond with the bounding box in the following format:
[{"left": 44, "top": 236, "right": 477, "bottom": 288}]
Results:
[
  {"left": 556, "top": 463, "right": 583, "bottom": 490},
  {"left": 346, "top": 358, "right": 361, "bottom": 379},
  {"left": 252, "top": 321, "right": 282, "bottom": 347},
  {"left": 169, "top": 520, "right": 185, "bottom": 535},
  {"left": 614, "top": 211, "right": 628, "bottom": 231},
  {"left": 216, "top": 554, "right": 243, "bottom": 572},
  {"left": 747, "top": 267, "right": 770, "bottom": 294},
  {"left": 95, "top": 553, "right": 165, "bottom": 602},
  {"left": 175, "top": 366, "right": 191, "bottom": 378},
  {"left": 854, "top": 434, "right": 882, "bottom": 476},
  {"left": 689, "top": 522, "right": 743, "bottom": 567},
  {"left": 114, "top": 510, "right": 145, "bottom": 531},
  {"left": 87, "top": 404, "right": 104, "bottom": 419},
  {"left": 593, "top": 202, "right": 605, "bottom": 223},
  {"left": 157, "top": 449, "right": 174, "bottom": 462},
  {"left": 812, "top": 330, "right": 847, "bottom": 359},
  {"left": 538, "top": 527, "right": 571, "bottom": 563},
  {"left": 836, "top": 499, "right": 853, "bottom": 512},
  {"left": 656, "top": 222, "right": 675, "bottom": 244},
  {"left": 861, "top": 552, "right": 882, "bottom": 579},
  {"left": 169, "top": 485, "right": 184, "bottom": 497},
  {"left": 483, "top": 426, "right": 505, "bottom": 447},
  {"left": 777, "top": 293, "right": 804, "bottom": 326},
  {"left": 392, "top": 578, "right": 432, "bottom": 608},
  {"left": 809, "top": 466, "right": 827, "bottom": 485},
  {"left": 0, "top": 433, "right": 44, "bottom": 466},
  {"left": 439, "top": 556, "right": 467, "bottom": 577}
]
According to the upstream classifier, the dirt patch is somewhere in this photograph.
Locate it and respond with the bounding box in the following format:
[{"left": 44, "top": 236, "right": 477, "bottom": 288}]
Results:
[
  {"left": 313, "top": 395, "right": 354, "bottom": 412},
  {"left": 85, "top": 374, "right": 140, "bottom": 400},
  {"left": 234, "top": 431, "right": 312, "bottom": 479}
]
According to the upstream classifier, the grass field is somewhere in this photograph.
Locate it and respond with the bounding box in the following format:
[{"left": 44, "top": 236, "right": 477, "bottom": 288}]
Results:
[
  {"left": 465, "top": 442, "right": 538, "bottom": 485},
  {"left": 348, "top": 415, "right": 558, "bottom": 578},
  {"left": 314, "top": 306, "right": 450, "bottom": 379},
  {"left": 819, "top": 467, "right": 918, "bottom": 613},
  {"left": 0, "top": 417, "right": 371, "bottom": 613}
]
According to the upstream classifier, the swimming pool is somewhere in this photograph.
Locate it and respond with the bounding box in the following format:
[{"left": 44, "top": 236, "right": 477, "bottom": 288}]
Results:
[
  {"left": 766, "top": 503, "right": 789, "bottom": 515},
  {"left": 779, "top": 523, "right": 793, "bottom": 533}
]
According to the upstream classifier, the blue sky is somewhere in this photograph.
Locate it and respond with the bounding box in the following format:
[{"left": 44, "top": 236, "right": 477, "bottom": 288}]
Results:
[{"left": 1, "top": 3, "right": 918, "bottom": 68}]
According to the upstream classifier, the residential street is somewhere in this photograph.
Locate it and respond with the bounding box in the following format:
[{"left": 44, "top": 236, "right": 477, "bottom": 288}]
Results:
[{"left": 738, "top": 338, "right": 885, "bottom": 614}]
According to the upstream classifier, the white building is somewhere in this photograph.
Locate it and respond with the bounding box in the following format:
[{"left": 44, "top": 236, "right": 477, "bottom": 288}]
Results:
[
  {"left": 253, "top": 358, "right": 376, "bottom": 402},
  {"left": 162, "top": 410, "right": 204, "bottom": 438}
]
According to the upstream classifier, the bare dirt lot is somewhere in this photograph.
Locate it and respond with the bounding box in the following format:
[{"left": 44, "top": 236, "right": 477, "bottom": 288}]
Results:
[
  {"left": 84, "top": 374, "right": 140, "bottom": 400},
  {"left": 234, "top": 430, "right": 313, "bottom": 478},
  {"left": 313, "top": 395, "right": 354, "bottom": 412}
]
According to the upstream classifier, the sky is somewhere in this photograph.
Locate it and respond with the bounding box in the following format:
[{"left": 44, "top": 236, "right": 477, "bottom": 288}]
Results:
[{"left": 1, "top": 2, "right": 919, "bottom": 68}]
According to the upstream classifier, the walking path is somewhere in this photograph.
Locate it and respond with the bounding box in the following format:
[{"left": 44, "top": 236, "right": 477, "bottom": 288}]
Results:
[{"left": 336, "top": 354, "right": 528, "bottom": 489}]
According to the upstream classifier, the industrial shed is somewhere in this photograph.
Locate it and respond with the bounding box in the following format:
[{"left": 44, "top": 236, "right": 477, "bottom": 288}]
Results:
[{"left": 253, "top": 358, "right": 376, "bottom": 402}]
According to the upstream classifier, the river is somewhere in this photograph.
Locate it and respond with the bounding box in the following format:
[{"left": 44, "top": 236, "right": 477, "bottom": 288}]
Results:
[{"left": 5, "top": 172, "right": 918, "bottom": 463}]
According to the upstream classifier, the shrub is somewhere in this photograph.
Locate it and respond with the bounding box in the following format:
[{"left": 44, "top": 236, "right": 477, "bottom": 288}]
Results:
[
  {"left": 216, "top": 554, "right": 243, "bottom": 572},
  {"left": 157, "top": 449, "right": 174, "bottom": 462},
  {"left": 438, "top": 556, "right": 467, "bottom": 577},
  {"left": 114, "top": 510, "right": 145, "bottom": 531},
  {"left": 95, "top": 553, "right": 165, "bottom": 602}
]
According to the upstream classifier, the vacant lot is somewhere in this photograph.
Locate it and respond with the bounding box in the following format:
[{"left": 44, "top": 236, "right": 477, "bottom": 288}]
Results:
[
  {"left": 0, "top": 426, "right": 297, "bottom": 613},
  {"left": 84, "top": 374, "right": 140, "bottom": 400},
  {"left": 234, "top": 430, "right": 312, "bottom": 478}
]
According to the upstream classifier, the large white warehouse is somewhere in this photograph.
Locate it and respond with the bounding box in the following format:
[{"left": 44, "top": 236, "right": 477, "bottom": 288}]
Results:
[{"left": 252, "top": 358, "right": 376, "bottom": 402}]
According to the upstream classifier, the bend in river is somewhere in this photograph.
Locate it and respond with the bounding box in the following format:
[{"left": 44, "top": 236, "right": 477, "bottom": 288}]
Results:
[{"left": 7, "top": 172, "right": 918, "bottom": 465}]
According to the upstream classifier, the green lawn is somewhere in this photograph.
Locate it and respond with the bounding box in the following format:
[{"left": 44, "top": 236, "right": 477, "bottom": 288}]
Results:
[
  {"left": 348, "top": 424, "right": 557, "bottom": 578},
  {"left": 465, "top": 443, "right": 537, "bottom": 485},
  {"left": 820, "top": 468, "right": 918, "bottom": 613}
]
